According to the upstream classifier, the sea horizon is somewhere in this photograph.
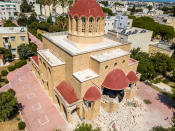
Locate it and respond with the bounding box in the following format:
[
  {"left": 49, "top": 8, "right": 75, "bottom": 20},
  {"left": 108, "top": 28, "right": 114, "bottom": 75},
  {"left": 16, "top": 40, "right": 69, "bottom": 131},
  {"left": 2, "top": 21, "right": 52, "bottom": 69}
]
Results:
[{"left": 126, "top": 0, "right": 175, "bottom": 3}]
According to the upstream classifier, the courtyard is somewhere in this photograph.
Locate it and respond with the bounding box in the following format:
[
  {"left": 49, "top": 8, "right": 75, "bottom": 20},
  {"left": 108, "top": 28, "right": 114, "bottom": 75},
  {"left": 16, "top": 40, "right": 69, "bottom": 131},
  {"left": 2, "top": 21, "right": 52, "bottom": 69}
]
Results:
[{"left": 0, "top": 63, "right": 174, "bottom": 131}]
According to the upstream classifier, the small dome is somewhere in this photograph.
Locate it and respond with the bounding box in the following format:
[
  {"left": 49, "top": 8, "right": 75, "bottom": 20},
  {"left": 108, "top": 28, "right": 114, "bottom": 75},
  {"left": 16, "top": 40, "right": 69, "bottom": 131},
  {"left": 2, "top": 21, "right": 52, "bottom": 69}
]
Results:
[
  {"left": 127, "top": 71, "right": 139, "bottom": 83},
  {"left": 84, "top": 86, "right": 101, "bottom": 101},
  {"left": 102, "top": 69, "right": 129, "bottom": 90},
  {"left": 68, "top": 0, "right": 105, "bottom": 18}
]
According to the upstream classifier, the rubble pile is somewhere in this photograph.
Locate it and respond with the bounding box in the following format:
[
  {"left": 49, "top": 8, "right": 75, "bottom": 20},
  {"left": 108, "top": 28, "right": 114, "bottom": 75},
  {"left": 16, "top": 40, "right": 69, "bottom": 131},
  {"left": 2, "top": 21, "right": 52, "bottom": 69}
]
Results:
[{"left": 68, "top": 98, "right": 147, "bottom": 131}]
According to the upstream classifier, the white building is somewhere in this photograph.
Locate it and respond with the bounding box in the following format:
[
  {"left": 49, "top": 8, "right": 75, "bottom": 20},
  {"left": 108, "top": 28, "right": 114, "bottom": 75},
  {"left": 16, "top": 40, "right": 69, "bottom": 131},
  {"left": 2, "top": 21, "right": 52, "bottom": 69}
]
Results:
[
  {"left": 0, "top": 1, "right": 20, "bottom": 20},
  {"left": 116, "top": 27, "right": 153, "bottom": 52},
  {"left": 105, "top": 15, "right": 132, "bottom": 34}
]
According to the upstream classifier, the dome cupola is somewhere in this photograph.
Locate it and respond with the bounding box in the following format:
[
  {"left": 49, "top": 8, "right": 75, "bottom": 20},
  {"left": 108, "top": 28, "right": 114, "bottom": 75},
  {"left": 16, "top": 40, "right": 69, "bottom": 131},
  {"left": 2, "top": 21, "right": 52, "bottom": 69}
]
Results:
[{"left": 68, "top": 0, "right": 106, "bottom": 45}]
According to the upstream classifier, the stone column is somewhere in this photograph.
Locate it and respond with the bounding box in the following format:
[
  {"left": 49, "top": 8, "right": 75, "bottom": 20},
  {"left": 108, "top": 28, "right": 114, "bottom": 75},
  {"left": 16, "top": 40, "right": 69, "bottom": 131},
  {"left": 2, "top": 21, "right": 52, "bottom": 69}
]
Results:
[
  {"left": 78, "top": 18, "right": 82, "bottom": 35},
  {"left": 101, "top": 18, "right": 105, "bottom": 34},
  {"left": 72, "top": 17, "right": 76, "bottom": 34},
  {"left": 68, "top": 16, "right": 71, "bottom": 33},
  {"left": 93, "top": 18, "right": 97, "bottom": 35},
  {"left": 85, "top": 17, "right": 89, "bottom": 35}
]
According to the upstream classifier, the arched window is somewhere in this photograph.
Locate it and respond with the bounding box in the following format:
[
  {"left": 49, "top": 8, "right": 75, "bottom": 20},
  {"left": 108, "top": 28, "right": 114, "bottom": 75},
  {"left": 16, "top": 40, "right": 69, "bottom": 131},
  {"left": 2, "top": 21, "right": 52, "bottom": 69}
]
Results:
[
  {"left": 70, "top": 16, "right": 73, "bottom": 32},
  {"left": 81, "top": 17, "right": 86, "bottom": 32},
  {"left": 89, "top": 17, "right": 94, "bottom": 32},
  {"left": 74, "top": 16, "right": 78, "bottom": 32},
  {"left": 96, "top": 17, "right": 100, "bottom": 32}
]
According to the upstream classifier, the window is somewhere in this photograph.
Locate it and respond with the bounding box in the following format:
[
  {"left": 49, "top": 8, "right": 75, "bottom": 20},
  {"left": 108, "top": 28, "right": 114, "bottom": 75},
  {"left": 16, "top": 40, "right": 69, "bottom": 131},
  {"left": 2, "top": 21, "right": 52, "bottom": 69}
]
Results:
[
  {"left": 11, "top": 49, "right": 16, "bottom": 53},
  {"left": 105, "top": 65, "right": 108, "bottom": 69},
  {"left": 114, "top": 62, "right": 117, "bottom": 67},
  {"left": 11, "top": 36, "right": 15, "bottom": 41},
  {"left": 81, "top": 17, "right": 86, "bottom": 32},
  {"left": 120, "top": 23, "right": 122, "bottom": 26},
  {"left": 20, "top": 36, "right": 25, "bottom": 41},
  {"left": 74, "top": 16, "right": 78, "bottom": 32},
  {"left": 89, "top": 17, "right": 94, "bottom": 32},
  {"left": 122, "top": 60, "right": 125, "bottom": 63}
]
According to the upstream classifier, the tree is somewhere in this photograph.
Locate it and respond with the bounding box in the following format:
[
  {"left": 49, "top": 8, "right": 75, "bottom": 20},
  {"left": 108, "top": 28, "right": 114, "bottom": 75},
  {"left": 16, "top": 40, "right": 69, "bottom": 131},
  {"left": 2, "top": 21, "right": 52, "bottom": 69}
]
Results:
[
  {"left": 0, "top": 47, "right": 12, "bottom": 61},
  {"left": 0, "top": 89, "right": 18, "bottom": 121},
  {"left": 20, "top": 0, "right": 33, "bottom": 13},
  {"left": 74, "top": 122, "right": 100, "bottom": 131},
  {"left": 172, "top": 6, "right": 175, "bottom": 16},
  {"left": 17, "top": 13, "right": 28, "bottom": 26},
  {"left": 28, "top": 12, "right": 38, "bottom": 24},
  {"left": 147, "top": 5, "right": 153, "bottom": 11},
  {"left": 56, "top": 15, "right": 68, "bottom": 31},
  {"left": 102, "top": 7, "right": 114, "bottom": 16},
  {"left": 99, "top": 1, "right": 108, "bottom": 7},
  {"left": 17, "top": 43, "right": 37, "bottom": 59},
  {"left": 131, "top": 5, "right": 136, "bottom": 14},
  {"left": 4, "top": 20, "right": 17, "bottom": 27}
]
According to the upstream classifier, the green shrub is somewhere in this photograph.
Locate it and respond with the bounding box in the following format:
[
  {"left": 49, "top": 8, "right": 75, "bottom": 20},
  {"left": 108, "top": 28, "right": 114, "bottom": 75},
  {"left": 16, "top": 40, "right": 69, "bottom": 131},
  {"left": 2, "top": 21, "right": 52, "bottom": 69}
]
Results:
[
  {"left": 4, "top": 79, "right": 9, "bottom": 84},
  {"left": 143, "top": 99, "right": 152, "bottom": 104},
  {"left": 49, "top": 25, "right": 60, "bottom": 32},
  {"left": 8, "top": 66, "right": 16, "bottom": 72},
  {"left": 162, "top": 78, "right": 170, "bottom": 84},
  {"left": 151, "top": 126, "right": 169, "bottom": 131},
  {"left": 74, "top": 122, "right": 101, "bottom": 131},
  {"left": 1, "top": 70, "right": 8, "bottom": 76},
  {"left": 18, "top": 121, "right": 26, "bottom": 130},
  {"left": 15, "top": 60, "right": 27, "bottom": 68},
  {"left": 38, "top": 22, "right": 51, "bottom": 32}
]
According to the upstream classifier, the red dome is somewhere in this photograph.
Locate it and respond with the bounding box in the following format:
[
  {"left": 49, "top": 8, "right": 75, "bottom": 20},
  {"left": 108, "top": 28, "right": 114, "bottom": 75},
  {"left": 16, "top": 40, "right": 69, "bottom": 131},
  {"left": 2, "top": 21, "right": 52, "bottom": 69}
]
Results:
[
  {"left": 56, "top": 80, "right": 79, "bottom": 104},
  {"left": 68, "top": 0, "right": 105, "bottom": 18},
  {"left": 102, "top": 69, "right": 129, "bottom": 90},
  {"left": 84, "top": 86, "right": 101, "bottom": 101},
  {"left": 127, "top": 71, "right": 139, "bottom": 83}
]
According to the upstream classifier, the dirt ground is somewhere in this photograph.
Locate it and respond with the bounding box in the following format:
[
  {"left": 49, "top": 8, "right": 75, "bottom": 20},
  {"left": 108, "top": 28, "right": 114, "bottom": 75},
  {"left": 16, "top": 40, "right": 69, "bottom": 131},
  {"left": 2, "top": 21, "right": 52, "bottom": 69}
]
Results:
[{"left": 0, "top": 114, "right": 24, "bottom": 131}]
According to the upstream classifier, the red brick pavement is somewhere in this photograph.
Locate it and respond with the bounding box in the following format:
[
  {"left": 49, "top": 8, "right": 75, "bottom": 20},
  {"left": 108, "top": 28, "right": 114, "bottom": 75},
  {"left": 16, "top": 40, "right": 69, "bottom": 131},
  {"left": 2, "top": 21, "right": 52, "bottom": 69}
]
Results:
[
  {"left": 137, "top": 82, "right": 175, "bottom": 128},
  {"left": 7, "top": 64, "right": 67, "bottom": 131}
]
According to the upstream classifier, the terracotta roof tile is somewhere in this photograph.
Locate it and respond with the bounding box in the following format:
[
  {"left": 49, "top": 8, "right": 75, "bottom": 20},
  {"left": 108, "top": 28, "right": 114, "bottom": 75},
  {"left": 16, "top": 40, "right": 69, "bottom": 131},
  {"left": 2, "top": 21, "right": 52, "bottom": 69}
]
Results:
[
  {"left": 84, "top": 86, "right": 101, "bottom": 101},
  {"left": 56, "top": 80, "right": 79, "bottom": 104},
  {"left": 68, "top": 0, "right": 105, "bottom": 18},
  {"left": 127, "top": 71, "right": 139, "bottom": 83},
  {"left": 102, "top": 69, "right": 129, "bottom": 90}
]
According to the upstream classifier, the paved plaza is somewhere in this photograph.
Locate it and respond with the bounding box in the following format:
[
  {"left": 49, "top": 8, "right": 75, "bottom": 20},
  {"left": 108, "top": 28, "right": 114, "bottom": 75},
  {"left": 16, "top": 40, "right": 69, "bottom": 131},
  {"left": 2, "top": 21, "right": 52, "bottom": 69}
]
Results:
[{"left": 7, "top": 63, "right": 67, "bottom": 131}]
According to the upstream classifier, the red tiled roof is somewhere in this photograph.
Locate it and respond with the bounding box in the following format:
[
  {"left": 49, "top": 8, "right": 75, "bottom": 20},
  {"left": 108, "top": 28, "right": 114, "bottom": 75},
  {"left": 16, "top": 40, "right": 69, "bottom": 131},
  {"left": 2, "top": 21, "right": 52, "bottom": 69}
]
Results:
[
  {"left": 102, "top": 69, "right": 129, "bottom": 90},
  {"left": 127, "top": 71, "right": 139, "bottom": 83},
  {"left": 56, "top": 80, "right": 79, "bottom": 104},
  {"left": 68, "top": 0, "right": 106, "bottom": 18},
  {"left": 84, "top": 86, "right": 101, "bottom": 101},
  {"left": 32, "top": 56, "right": 38, "bottom": 65}
]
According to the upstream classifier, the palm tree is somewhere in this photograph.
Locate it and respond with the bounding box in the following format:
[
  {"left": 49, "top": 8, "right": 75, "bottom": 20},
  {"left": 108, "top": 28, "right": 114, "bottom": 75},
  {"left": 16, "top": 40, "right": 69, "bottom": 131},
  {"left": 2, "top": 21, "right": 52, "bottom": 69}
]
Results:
[
  {"left": 58, "top": 0, "right": 68, "bottom": 15},
  {"left": 67, "top": 0, "right": 73, "bottom": 10},
  {"left": 43, "top": 0, "right": 53, "bottom": 17}
]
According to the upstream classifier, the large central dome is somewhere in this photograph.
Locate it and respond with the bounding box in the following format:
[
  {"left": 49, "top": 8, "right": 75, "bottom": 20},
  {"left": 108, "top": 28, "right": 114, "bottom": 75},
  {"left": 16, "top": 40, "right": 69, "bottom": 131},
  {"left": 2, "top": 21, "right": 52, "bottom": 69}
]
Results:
[
  {"left": 68, "top": 0, "right": 105, "bottom": 18},
  {"left": 67, "top": 0, "right": 106, "bottom": 45}
]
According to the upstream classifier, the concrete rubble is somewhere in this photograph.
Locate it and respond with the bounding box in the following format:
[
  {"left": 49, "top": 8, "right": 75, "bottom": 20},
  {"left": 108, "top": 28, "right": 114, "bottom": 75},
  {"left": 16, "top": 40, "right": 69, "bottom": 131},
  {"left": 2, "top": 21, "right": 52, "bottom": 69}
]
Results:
[{"left": 67, "top": 98, "right": 147, "bottom": 131}]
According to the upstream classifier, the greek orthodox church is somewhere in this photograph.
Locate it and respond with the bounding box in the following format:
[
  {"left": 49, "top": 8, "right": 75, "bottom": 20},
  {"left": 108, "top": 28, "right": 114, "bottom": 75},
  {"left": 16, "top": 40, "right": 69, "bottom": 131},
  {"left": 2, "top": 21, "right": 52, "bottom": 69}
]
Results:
[{"left": 31, "top": 0, "right": 140, "bottom": 122}]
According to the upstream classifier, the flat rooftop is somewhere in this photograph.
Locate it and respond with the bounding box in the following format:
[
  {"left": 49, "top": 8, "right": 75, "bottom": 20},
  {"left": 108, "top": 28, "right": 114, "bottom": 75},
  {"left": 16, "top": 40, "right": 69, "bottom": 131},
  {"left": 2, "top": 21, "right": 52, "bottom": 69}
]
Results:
[
  {"left": 117, "top": 27, "right": 152, "bottom": 36},
  {"left": 0, "top": 27, "right": 27, "bottom": 34},
  {"left": 151, "top": 43, "right": 174, "bottom": 52},
  {"left": 91, "top": 48, "right": 130, "bottom": 62},
  {"left": 38, "top": 49, "right": 65, "bottom": 67},
  {"left": 73, "top": 69, "right": 99, "bottom": 82},
  {"left": 42, "top": 32, "right": 127, "bottom": 56}
]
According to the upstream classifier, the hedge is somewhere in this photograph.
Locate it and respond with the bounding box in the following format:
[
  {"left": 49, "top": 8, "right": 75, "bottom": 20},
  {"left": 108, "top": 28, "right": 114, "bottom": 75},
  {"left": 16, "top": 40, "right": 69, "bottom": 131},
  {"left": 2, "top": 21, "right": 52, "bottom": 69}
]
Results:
[
  {"left": 8, "top": 66, "right": 16, "bottom": 72},
  {"left": 8, "top": 60, "right": 27, "bottom": 72},
  {"left": 1, "top": 70, "right": 8, "bottom": 76},
  {"left": 18, "top": 121, "right": 26, "bottom": 130},
  {"left": 4, "top": 79, "right": 9, "bottom": 84},
  {"left": 14, "top": 60, "right": 27, "bottom": 68}
]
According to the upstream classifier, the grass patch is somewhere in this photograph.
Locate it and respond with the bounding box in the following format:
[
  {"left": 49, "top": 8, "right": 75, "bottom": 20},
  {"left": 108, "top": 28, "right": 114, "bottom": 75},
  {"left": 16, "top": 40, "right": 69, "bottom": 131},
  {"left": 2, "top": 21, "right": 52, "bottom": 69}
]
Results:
[
  {"left": 0, "top": 114, "right": 24, "bottom": 131},
  {"left": 143, "top": 99, "right": 152, "bottom": 104}
]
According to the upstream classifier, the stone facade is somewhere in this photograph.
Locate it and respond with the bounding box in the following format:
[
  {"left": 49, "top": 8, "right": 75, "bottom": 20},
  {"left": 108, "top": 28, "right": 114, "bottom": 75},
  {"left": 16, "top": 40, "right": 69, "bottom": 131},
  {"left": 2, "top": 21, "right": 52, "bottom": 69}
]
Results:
[
  {"left": 0, "top": 27, "right": 29, "bottom": 57},
  {"left": 31, "top": 0, "right": 139, "bottom": 123}
]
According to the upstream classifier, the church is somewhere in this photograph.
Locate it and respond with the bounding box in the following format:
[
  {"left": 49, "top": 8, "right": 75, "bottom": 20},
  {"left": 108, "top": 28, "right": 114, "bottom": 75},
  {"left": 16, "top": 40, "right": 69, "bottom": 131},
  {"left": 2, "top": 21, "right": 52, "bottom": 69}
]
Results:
[{"left": 31, "top": 0, "right": 140, "bottom": 122}]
